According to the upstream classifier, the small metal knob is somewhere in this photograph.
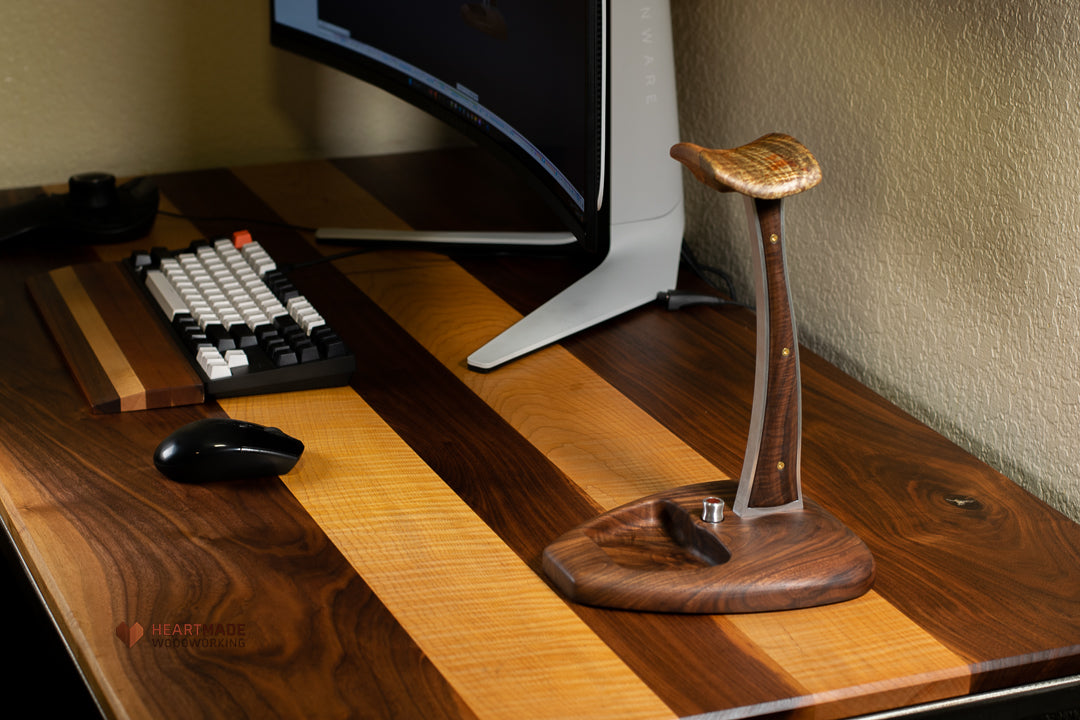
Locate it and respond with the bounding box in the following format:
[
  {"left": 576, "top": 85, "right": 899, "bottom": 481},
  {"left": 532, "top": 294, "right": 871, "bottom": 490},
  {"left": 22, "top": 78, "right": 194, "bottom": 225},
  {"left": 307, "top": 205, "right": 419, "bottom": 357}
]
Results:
[{"left": 702, "top": 497, "right": 725, "bottom": 523}]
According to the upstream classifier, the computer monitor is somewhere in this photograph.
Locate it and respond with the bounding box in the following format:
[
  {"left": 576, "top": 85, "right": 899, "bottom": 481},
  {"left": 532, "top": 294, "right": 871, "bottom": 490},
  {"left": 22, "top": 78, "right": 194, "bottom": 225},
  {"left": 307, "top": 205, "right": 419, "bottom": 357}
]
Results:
[{"left": 270, "top": 0, "right": 684, "bottom": 370}]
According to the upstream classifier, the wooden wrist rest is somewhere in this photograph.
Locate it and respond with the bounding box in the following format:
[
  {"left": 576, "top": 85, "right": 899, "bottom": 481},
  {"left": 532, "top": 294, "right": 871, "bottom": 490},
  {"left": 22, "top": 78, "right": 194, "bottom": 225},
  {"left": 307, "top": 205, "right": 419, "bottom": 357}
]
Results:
[{"left": 27, "top": 262, "right": 204, "bottom": 413}]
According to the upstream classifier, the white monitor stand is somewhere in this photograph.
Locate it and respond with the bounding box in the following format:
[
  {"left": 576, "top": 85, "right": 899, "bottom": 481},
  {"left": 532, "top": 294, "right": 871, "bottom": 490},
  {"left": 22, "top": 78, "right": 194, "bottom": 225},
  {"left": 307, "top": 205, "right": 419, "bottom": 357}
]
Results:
[{"left": 316, "top": 0, "right": 685, "bottom": 371}]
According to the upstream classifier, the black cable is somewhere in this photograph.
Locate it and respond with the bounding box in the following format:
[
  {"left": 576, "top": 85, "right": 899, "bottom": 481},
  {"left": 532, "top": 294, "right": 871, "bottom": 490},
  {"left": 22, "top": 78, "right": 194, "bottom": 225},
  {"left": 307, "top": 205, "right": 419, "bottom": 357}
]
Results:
[
  {"left": 679, "top": 242, "right": 739, "bottom": 301},
  {"left": 156, "top": 209, "right": 357, "bottom": 274},
  {"left": 656, "top": 289, "right": 739, "bottom": 310},
  {"left": 156, "top": 209, "right": 317, "bottom": 234},
  {"left": 280, "top": 247, "right": 372, "bottom": 273},
  {"left": 655, "top": 241, "right": 752, "bottom": 312},
  {"left": 158, "top": 210, "right": 750, "bottom": 310},
  {"left": 155, "top": 209, "right": 581, "bottom": 275}
]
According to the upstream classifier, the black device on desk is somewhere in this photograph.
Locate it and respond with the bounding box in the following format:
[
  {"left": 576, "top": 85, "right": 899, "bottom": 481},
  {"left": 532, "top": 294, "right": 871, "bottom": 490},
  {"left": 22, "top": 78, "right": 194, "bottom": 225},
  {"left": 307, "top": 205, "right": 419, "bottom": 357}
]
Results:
[
  {"left": 0, "top": 172, "right": 159, "bottom": 246},
  {"left": 154, "top": 418, "right": 304, "bottom": 484}
]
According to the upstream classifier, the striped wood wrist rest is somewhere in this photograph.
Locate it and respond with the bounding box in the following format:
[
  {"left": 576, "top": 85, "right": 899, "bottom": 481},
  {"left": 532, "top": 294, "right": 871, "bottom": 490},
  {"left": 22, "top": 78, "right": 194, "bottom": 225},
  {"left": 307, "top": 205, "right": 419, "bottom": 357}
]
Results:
[{"left": 27, "top": 262, "right": 204, "bottom": 413}]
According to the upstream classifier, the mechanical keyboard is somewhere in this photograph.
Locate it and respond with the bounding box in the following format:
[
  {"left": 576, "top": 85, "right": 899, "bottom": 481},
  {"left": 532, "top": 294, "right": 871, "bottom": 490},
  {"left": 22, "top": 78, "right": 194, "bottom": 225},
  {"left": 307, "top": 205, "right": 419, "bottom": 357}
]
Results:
[{"left": 125, "top": 230, "right": 355, "bottom": 398}]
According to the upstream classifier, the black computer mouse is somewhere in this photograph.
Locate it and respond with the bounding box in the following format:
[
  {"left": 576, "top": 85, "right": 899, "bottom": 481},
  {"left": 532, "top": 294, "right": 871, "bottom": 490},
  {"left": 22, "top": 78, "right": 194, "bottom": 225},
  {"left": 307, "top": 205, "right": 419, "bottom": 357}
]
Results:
[{"left": 153, "top": 418, "right": 304, "bottom": 484}]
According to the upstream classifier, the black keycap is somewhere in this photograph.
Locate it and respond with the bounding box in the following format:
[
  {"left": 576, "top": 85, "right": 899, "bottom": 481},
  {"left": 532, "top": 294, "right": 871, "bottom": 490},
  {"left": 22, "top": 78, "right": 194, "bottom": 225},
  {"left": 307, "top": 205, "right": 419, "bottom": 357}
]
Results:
[
  {"left": 255, "top": 324, "right": 279, "bottom": 344},
  {"left": 150, "top": 247, "right": 172, "bottom": 267},
  {"left": 230, "top": 325, "right": 258, "bottom": 348},
  {"left": 312, "top": 327, "right": 347, "bottom": 358},
  {"left": 185, "top": 331, "right": 210, "bottom": 352},
  {"left": 271, "top": 346, "right": 298, "bottom": 367},
  {"left": 294, "top": 340, "right": 320, "bottom": 363},
  {"left": 204, "top": 324, "right": 236, "bottom": 352}
]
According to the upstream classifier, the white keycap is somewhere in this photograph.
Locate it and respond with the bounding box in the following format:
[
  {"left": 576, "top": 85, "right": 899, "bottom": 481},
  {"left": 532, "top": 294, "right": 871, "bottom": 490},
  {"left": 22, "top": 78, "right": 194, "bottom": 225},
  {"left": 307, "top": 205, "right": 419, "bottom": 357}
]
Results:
[
  {"left": 195, "top": 347, "right": 231, "bottom": 379},
  {"left": 144, "top": 270, "right": 188, "bottom": 319},
  {"left": 224, "top": 349, "right": 249, "bottom": 369},
  {"left": 241, "top": 242, "right": 276, "bottom": 275},
  {"left": 300, "top": 314, "right": 325, "bottom": 333}
]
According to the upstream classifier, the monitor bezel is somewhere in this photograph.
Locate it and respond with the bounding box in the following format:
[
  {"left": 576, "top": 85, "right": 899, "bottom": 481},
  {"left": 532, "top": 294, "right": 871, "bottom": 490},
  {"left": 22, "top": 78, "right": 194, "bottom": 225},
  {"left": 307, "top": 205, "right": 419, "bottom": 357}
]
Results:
[{"left": 269, "top": 1, "right": 609, "bottom": 256}]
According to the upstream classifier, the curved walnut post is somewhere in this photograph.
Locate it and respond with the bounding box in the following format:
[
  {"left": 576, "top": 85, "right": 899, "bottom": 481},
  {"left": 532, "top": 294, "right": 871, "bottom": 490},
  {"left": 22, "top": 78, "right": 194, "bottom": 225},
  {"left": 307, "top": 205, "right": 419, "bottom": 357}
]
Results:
[
  {"left": 737, "top": 194, "right": 803, "bottom": 515},
  {"left": 542, "top": 134, "right": 875, "bottom": 613},
  {"left": 670, "top": 133, "right": 821, "bottom": 517}
]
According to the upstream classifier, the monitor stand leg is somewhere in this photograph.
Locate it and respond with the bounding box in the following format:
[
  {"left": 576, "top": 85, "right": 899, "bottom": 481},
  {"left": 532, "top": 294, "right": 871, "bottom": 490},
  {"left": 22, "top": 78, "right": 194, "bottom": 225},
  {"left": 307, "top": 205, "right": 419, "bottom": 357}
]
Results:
[
  {"left": 467, "top": 210, "right": 684, "bottom": 370},
  {"left": 315, "top": 227, "right": 578, "bottom": 252},
  {"left": 316, "top": 207, "right": 685, "bottom": 371}
]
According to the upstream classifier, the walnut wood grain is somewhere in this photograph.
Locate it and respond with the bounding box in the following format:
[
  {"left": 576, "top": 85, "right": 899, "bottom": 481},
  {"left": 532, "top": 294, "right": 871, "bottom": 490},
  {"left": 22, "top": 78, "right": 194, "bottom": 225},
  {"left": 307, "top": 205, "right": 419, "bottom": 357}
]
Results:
[
  {"left": 221, "top": 389, "right": 678, "bottom": 720},
  {"left": 26, "top": 267, "right": 124, "bottom": 413},
  {"left": 321, "top": 247, "right": 964, "bottom": 708},
  {"left": 539, "top": 135, "right": 871, "bottom": 613},
  {"left": 737, "top": 196, "right": 803, "bottom": 513},
  {"left": 236, "top": 160, "right": 978, "bottom": 713},
  {"left": 542, "top": 480, "right": 875, "bottom": 613},
  {"left": 1, "top": 225, "right": 477, "bottom": 718},
  {"left": 2, "top": 153, "right": 1079, "bottom": 719},
  {"left": 670, "top": 135, "right": 822, "bottom": 516},
  {"left": 211, "top": 161, "right": 816, "bottom": 713},
  {"left": 27, "top": 261, "right": 204, "bottom": 412},
  {"left": 384, "top": 152, "right": 1080, "bottom": 679}
]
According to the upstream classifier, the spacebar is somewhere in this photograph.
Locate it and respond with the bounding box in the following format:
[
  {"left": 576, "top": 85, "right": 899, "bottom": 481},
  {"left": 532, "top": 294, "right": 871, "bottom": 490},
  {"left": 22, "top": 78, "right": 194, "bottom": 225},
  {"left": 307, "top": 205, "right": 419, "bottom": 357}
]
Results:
[{"left": 144, "top": 269, "right": 189, "bottom": 320}]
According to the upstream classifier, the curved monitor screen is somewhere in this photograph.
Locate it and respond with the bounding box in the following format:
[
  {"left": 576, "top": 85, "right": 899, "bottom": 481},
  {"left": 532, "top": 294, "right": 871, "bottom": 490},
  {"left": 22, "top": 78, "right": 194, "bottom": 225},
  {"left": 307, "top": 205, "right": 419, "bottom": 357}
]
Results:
[{"left": 272, "top": 0, "right": 602, "bottom": 249}]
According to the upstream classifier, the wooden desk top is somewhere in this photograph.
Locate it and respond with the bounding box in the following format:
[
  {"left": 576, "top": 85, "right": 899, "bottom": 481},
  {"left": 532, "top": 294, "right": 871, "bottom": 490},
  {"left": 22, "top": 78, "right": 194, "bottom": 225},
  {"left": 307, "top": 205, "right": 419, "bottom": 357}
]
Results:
[{"left": 2, "top": 150, "right": 1079, "bottom": 719}]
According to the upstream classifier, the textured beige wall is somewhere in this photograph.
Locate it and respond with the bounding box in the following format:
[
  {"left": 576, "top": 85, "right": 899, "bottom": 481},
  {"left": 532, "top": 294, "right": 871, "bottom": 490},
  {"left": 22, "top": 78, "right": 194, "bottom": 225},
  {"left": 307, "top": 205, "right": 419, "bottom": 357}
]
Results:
[
  {"left": 672, "top": 0, "right": 1080, "bottom": 521},
  {"left": 0, "top": 1, "right": 457, "bottom": 187},
  {"left": 2, "top": 2, "right": 1077, "bottom": 522}
]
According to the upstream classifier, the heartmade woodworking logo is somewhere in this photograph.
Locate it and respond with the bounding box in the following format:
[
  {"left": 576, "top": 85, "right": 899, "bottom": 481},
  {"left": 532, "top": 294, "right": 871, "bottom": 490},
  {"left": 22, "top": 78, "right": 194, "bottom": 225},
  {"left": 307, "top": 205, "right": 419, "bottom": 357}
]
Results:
[
  {"left": 115, "top": 621, "right": 143, "bottom": 647},
  {"left": 114, "top": 620, "right": 247, "bottom": 649}
]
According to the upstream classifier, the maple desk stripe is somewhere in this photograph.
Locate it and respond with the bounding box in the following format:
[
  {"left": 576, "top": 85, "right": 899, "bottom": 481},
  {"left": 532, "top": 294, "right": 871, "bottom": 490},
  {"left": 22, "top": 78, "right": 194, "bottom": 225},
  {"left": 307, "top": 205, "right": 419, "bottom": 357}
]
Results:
[
  {"left": 334, "top": 249, "right": 972, "bottom": 716},
  {"left": 221, "top": 390, "right": 676, "bottom": 720},
  {"left": 236, "top": 160, "right": 973, "bottom": 717}
]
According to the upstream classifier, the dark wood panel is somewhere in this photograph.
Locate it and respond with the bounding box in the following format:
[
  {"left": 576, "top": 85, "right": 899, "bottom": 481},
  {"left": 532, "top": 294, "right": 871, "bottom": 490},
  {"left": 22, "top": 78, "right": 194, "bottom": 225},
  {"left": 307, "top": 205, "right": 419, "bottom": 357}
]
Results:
[
  {"left": 799, "top": 362, "right": 1080, "bottom": 692},
  {"left": 155, "top": 162, "right": 805, "bottom": 714},
  {"left": 5, "top": 412, "right": 476, "bottom": 717},
  {"left": 323, "top": 281, "right": 805, "bottom": 714},
  {"left": 1, "top": 173, "right": 480, "bottom": 718},
  {"left": 28, "top": 262, "right": 206, "bottom": 411},
  {"left": 73, "top": 261, "right": 202, "bottom": 404},
  {"left": 4, "top": 154, "right": 1079, "bottom": 718},
  {"left": 460, "top": 236, "right": 1080, "bottom": 690},
  {"left": 316, "top": 153, "right": 1080, "bottom": 696},
  {"left": 0, "top": 330, "right": 477, "bottom": 719}
]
